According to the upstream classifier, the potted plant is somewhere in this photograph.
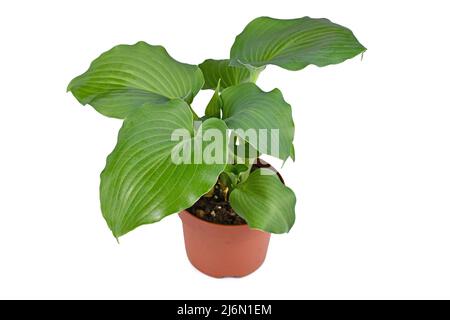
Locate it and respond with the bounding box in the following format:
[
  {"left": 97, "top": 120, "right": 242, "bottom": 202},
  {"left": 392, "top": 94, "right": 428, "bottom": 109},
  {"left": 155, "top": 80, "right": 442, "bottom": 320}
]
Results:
[{"left": 68, "top": 16, "right": 365, "bottom": 277}]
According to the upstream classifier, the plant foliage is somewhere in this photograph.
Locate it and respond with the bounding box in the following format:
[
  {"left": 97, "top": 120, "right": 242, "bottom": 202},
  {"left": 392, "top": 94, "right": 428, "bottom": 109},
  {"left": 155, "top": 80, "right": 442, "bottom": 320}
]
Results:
[{"left": 68, "top": 16, "right": 365, "bottom": 237}]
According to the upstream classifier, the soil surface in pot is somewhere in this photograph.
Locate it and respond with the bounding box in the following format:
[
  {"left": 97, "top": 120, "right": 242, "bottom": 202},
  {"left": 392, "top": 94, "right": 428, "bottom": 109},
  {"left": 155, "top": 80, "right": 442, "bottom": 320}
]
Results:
[
  {"left": 187, "top": 160, "right": 279, "bottom": 226},
  {"left": 187, "top": 181, "right": 246, "bottom": 225}
]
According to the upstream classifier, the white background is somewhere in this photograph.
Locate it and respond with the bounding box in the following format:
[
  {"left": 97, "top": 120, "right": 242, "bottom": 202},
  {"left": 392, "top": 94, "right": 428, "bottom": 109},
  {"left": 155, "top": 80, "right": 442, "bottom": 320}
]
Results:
[{"left": 1, "top": 0, "right": 449, "bottom": 299}]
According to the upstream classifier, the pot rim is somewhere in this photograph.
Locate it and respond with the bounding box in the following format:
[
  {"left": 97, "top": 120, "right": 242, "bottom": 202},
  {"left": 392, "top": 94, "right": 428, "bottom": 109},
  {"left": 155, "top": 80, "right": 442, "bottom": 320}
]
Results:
[{"left": 179, "top": 210, "right": 251, "bottom": 229}]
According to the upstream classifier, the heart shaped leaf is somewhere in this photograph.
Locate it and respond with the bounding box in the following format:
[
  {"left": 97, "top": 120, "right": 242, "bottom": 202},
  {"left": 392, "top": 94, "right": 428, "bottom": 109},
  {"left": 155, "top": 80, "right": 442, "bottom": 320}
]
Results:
[
  {"left": 230, "top": 16, "right": 366, "bottom": 71},
  {"left": 68, "top": 41, "right": 204, "bottom": 118},
  {"left": 230, "top": 168, "right": 296, "bottom": 233},
  {"left": 221, "top": 83, "right": 294, "bottom": 161},
  {"left": 100, "top": 99, "right": 227, "bottom": 237}
]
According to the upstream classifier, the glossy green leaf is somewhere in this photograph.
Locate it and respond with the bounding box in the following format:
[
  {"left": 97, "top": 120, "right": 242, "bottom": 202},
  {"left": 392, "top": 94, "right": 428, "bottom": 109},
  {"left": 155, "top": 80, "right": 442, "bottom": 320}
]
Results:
[
  {"left": 199, "top": 59, "right": 262, "bottom": 90},
  {"left": 221, "top": 83, "right": 294, "bottom": 161},
  {"left": 68, "top": 41, "right": 204, "bottom": 118},
  {"left": 85, "top": 89, "right": 169, "bottom": 119},
  {"left": 230, "top": 168, "right": 296, "bottom": 233},
  {"left": 230, "top": 16, "right": 366, "bottom": 71},
  {"left": 100, "top": 99, "right": 227, "bottom": 237},
  {"left": 204, "top": 80, "right": 222, "bottom": 118}
]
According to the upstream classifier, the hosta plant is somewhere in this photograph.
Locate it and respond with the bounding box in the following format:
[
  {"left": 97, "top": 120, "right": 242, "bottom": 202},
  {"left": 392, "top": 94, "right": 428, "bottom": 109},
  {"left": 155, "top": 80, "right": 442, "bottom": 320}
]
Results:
[{"left": 68, "top": 16, "right": 365, "bottom": 239}]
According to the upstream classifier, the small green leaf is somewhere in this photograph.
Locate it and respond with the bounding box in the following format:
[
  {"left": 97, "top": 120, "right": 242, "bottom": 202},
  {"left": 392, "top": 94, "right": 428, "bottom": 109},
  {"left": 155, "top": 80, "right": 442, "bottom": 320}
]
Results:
[
  {"left": 221, "top": 83, "right": 294, "bottom": 161},
  {"left": 68, "top": 41, "right": 204, "bottom": 118},
  {"left": 224, "top": 162, "right": 253, "bottom": 184},
  {"left": 225, "top": 163, "right": 249, "bottom": 175},
  {"left": 100, "top": 99, "right": 227, "bottom": 237},
  {"left": 220, "top": 171, "right": 238, "bottom": 190},
  {"left": 204, "top": 80, "right": 222, "bottom": 118},
  {"left": 230, "top": 16, "right": 366, "bottom": 71},
  {"left": 230, "top": 168, "right": 296, "bottom": 233},
  {"left": 199, "top": 59, "right": 262, "bottom": 90}
]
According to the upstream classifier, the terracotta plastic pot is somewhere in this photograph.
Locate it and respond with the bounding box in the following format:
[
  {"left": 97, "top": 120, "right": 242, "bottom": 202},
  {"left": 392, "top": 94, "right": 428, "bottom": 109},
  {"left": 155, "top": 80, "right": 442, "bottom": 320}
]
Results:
[
  {"left": 179, "top": 210, "right": 271, "bottom": 278},
  {"left": 179, "top": 160, "right": 282, "bottom": 278}
]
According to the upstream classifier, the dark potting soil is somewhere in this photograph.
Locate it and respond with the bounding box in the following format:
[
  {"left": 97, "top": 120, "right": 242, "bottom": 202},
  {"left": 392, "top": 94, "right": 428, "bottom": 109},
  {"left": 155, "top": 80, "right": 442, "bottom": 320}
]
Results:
[
  {"left": 187, "top": 160, "right": 281, "bottom": 226},
  {"left": 187, "top": 182, "right": 247, "bottom": 225}
]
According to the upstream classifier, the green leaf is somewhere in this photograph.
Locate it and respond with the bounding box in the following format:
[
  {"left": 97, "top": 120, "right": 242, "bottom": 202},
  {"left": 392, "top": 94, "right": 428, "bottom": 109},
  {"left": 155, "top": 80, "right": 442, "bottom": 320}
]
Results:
[
  {"left": 230, "top": 16, "right": 366, "bottom": 71},
  {"left": 225, "top": 163, "right": 249, "bottom": 175},
  {"left": 229, "top": 168, "right": 296, "bottom": 233},
  {"left": 199, "top": 59, "right": 262, "bottom": 90},
  {"left": 84, "top": 89, "right": 169, "bottom": 119},
  {"left": 219, "top": 171, "right": 237, "bottom": 190},
  {"left": 100, "top": 99, "right": 227, "bottom": 237},
  {"left": 68, "top": 41, "right": 204, "bottom": 118},
  {"left": 221, "top": 83, "right": 294, "bottom": 161},
  {"left": 290, "top": 144, "right": 296, "bottom": 161},
  {"left": 204, "top": 80, "right": 222, "bottom": 118}
]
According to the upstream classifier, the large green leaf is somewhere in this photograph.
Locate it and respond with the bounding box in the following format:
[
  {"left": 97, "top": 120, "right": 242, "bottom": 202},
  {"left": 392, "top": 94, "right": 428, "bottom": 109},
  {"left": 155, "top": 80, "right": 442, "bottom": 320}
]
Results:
[
  {"left": 230, "top": 168, "right": 296, "bottom": 233},
  {"left": 68, "top": 41, "right": 204, "bottom": 118},
  {"left": 100, "top": 99, "right": 227, "bottom": 237},
  {"left": 230, "top": 16, "right": 366, "bottom": 71},
  {"left": 221, "top": 83, "right": 294, "bottom": 161},
  {"left": 84, "top": 89, "right": 169, "bottom": 119},
  {"left": 199, "top": 59, "right": 261, "bottom": 90}
]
